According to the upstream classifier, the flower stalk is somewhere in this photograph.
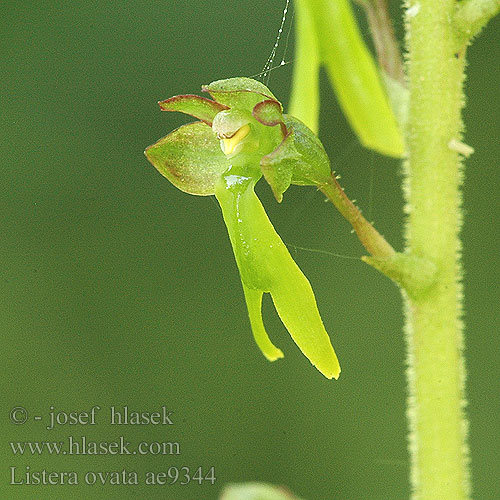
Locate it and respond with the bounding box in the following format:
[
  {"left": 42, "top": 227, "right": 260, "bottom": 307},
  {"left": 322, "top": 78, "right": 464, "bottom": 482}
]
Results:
[{"left": 319, "top": 174, "right": 395, "bottom": 259}]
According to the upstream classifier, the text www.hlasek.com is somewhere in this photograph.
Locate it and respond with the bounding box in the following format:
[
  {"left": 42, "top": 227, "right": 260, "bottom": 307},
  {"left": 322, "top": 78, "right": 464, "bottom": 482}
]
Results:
[{"left": 10, "top": 436, "right": 180, "bottom": 456}]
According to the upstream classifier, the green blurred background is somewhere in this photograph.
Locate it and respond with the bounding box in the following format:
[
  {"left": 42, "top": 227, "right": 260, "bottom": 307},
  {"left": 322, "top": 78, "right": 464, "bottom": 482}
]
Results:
[{"left": 1, "top": 1, "right": 498, "bottom": 499}]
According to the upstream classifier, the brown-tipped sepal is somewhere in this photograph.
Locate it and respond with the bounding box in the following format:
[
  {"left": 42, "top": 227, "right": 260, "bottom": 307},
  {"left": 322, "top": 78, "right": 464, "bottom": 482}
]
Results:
[
  {"left": 145, "top": 121, "right": 230, "bottom": 196},
  {"left": 158, "top": 95, "right": 228, "bottom": 126}
]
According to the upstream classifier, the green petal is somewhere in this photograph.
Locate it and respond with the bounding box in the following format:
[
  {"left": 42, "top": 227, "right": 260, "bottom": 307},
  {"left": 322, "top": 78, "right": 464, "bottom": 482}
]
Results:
[
  {"left": 215, "top": 174, "right": 340, "bottom": 379},
  {"left": 242, "top": 285, "right": 284, "bottom": 362},
  {"left": 145, "top": 121, "right": 230, "bottom": 196},
  {"left": 212, "top": 109, "right": 252, "bottom": 139},
  {"left": 202, "top": 77, "right": 278, "bottom": 110},
  {"left": 252, "top": 99, "right": 284, "bottom": 127},
  {"left": 158, "top": 94, "right": 228, "bottom": 126}
]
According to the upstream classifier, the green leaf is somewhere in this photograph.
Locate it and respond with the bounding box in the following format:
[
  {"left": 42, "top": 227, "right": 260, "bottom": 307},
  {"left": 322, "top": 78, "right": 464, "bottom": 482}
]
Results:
[
  {"left": 145, "top": 121, "right": 230, "bottom": 196},
  {"left": 158, "top": 94, "right": 228, "bottom": 126},
  {"left": 215, "top": 173, "right": 340, "bottom": 379},
  {"left": 220, "top": 482, "right": 302, "bottom": 500},
  {"left": 381, "top": 71, "right": 409, "bottom": 131},
  {"left": 202, "top": 77, "right": 278, "bottom": 110}
]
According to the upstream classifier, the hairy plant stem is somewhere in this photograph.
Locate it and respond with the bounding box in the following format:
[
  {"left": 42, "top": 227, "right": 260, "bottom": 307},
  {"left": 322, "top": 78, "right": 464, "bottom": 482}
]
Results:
[{"left": 404, "top": 1, "right": 470, "bottom": 499}]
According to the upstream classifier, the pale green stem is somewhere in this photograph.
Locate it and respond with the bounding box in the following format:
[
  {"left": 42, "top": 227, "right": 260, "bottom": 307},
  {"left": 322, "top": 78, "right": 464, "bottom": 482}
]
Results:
[
  {"left": 455, "top": 0, "right": 500, "bottom": 42},
  {"left": 404, "top": 1, "right": 471, "bottom": 499}
]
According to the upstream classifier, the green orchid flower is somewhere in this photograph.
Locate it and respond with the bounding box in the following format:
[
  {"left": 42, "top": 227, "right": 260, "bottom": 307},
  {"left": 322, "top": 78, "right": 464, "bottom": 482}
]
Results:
[{"left": 145, "top": 77, "right": 340, "bottom": 379}]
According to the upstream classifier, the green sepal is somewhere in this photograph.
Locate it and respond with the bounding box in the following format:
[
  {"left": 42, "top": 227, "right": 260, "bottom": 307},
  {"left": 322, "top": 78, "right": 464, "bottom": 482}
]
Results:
[
  {"left": 260, "top": 116, "right": 333, "bottom": 201},
  {"left": 284, "top": 115, "right": 331, "bottom": 185},
  {"left": 220, "top": 483, "right": 301, "bottom": 500},
  {"left": 144, "top": 121, "right": 230, "bottom": 196},
  {"left": 202, "top": 77, "right": 278, "bottom": 110},
  {"left": 158, "top": 94, "right": 228, "bottom": 126},
  {"left": 215, "top": 173, "right": 340, "bottom": 379}
]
